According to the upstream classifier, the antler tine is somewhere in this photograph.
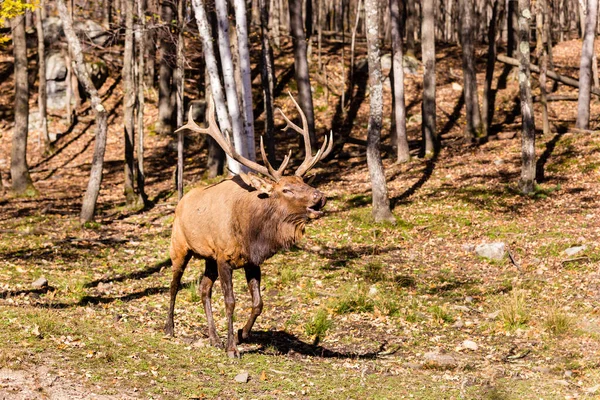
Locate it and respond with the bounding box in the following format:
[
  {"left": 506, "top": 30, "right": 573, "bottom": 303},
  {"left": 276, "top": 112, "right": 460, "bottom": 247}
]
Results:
[
  {"left": 259, "top": 136, "right": 292, "bottom": 180},
  {"left": 301, "top": 131, "right": 334, "bottom": 175}
]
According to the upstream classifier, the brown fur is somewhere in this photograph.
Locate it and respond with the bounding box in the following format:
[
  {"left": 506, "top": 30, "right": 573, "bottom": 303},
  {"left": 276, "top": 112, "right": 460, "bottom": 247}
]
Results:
[{"left": 164, "top": 174, "right": 326, "bottom": 358}]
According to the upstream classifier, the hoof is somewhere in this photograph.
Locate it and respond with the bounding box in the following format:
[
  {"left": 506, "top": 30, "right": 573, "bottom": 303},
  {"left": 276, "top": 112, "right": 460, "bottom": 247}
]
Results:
[{"left": 236, "top": 329, "right": 245, "bottom": 345}]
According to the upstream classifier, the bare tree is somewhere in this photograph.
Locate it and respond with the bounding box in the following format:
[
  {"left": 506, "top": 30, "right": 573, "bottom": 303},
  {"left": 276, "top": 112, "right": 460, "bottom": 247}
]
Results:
[
  {"left": 482, "top": 0, "right": 504, "bottom": 136},
  {"left": 191, "top": 0, "right": 236, "bottom": 173},
  {"left": 233, "top": 0, "right": 256, "bottom": 159},
  {"left": 421, "top": 0, "right": 437, "bottom": 155},
  {"left": 405, "top": 0, "right": 417, "bottom": 56},
  {"left": 57, "top": 0, "right": 109, "bottom": 223},
  {"left": 517, "top": 0, "right": 536, "bottom": 194},
  {"left": 391, "top": 0, "right": 409, "bottom": 162},
  {"left": 35, "top": 0, "right": 51, "bottom": 152},
  {"left": 260, "top": 0, "right": 277, "bottom": 163},
  {"left": 289, "top": 0, "right": 317, "bottom": 147},
  {"left": 175, "top": 0, "right": 185, "bottom": 200},
  {"left": 536, "top": 0, "right": 550, "bottom": 135},
  {"left": 123, "top": 0, "right": 137, "bottom": 206},
  {"left": 11, "top": 12, "right": 35, "bottom": 195},
  {"left": 136, "top": 0, "right": 147, "bottom": 204},
  {"left": 459, "top": 0, "right": 483, "bottom": 140},
  {"left": 215, "top": 0, "right": 248, "bottom": 172},
  {"left": 365, "top": 0, "right": 395, "bottom": 223},
  {"left": 157, "top": 0, "right": 176, "bottom": 134},
  {"left": 576, "top": 0, "right": 599, "bottom": 129}
]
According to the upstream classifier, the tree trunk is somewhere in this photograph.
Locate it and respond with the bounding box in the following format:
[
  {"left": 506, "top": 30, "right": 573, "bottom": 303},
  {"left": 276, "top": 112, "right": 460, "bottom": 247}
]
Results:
[
  {"left": 57, "top": 0, "right": 109, "bottom": 222},
  {"left": 317, "top": 0, "right": 323, "bottom": 71},
  {"left": 350, "top": 0, "right": 362, "bottom": 86},
  {"left": 35, "top": 2, "right": 51, "bottom": 153},
  {"left": 507, "top": 0, "right": 518, "bottom": 57},
  {"left": 260, "top": 0, "right": 277, "bottom": 164},
  {"left": 11, "top": 13, "right": 35, "bottom": 195},
  {"left": 365, "top": 0, "right": 395, "bottom": 223},
  {"left": 445, "top": 0, "right": 454, "bottom": 42},
  {"left": 123, "top": 0, "right": 137, "bottom": 206},
  {"left": 421, "top": 0, "right": 437, "bottom": 155},
  {"left": 391, "top": 0, "right": 409, "bottom": 162},
  {"left": 405, "top": 0, "right": 417, "bottom": 56},
  {"left": 517, "top": 0, "right": 536, "bottom": 194},
  {"left": 233, "top": 0, "right": 256, "bottom": 160},
  {"left": 215, "top": 0, "right": 248, "bottom": 173},
  {"left": 175, "top": 0, "right": 185, "bottom": 200},
  {"left": 536, "top": 0, "right": 550, "bottom": 135},
  {"left": 270, "top": 0, "right": 281, "bottom": 48},
  {"left": 576, "top": 0, "right": 599, "bottom": 129},
  {"left": 136, "top": 0, "right": 148, "bottom": 204},
  {"left": 482, "top": 0, "right": 504, "bottom": 136},
  {"left": 289, "top": 0, "right": 317, "bottom": 147},
  {"left": 145, "top": 0, "right": 157, "bottom": 88},
  {"left": 191, "top": 0, "right": 233, "bottom": 173},
  {"left": 157, "top": 0, "right": 176, "bottom": 134},
  {"left": 459, "top": 0, "right": 483, "bottom": 140}
]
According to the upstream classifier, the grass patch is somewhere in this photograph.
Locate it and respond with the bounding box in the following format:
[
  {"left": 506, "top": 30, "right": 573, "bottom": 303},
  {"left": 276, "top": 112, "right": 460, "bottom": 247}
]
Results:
[
  {"left": 429, "top": 304, "right": 455, "bottom": 324},
  {"left": 499, "top": 290, "right": 529, "bottom": 331},
  {"left": 544, "top": 307, "right": 573, "bottom": 336},
  {"left": 333, "top": 284, "right": 375, "bottom": 314},
  {"left": 304, "top": 308, "right": 333, "bottom": 344}
]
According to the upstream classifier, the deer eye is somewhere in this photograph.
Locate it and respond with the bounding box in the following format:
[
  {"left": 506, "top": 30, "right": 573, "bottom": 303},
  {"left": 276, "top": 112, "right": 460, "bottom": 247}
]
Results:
[{"left": 282, "top": 188, "right": 293, "bottom": 195}]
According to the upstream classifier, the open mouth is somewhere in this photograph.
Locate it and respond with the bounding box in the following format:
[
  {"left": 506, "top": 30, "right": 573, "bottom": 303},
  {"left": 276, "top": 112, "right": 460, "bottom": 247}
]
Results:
[{"left": 307, "top": 197, "right": 326, "bottom": 219}]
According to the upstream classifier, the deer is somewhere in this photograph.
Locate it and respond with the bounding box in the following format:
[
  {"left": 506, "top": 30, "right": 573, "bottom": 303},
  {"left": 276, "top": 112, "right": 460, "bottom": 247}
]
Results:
[{"left": 164, "top": 94, "right": 333, "bottom": 358}]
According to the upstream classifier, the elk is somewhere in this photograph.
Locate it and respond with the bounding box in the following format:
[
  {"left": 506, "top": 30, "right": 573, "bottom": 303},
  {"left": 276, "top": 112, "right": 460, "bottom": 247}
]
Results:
[{"left": 164, "top": 94, "right": 332, "bottom": 358}]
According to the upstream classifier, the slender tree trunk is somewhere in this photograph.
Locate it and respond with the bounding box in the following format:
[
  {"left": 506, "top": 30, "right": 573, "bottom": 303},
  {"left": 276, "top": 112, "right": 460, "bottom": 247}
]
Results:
[
  {"left": 576, "top": 0, "right": 599, "bottom": 129},
  {"left": 191, "top": 0, "right": 234, "bottom": 173},
  {"left": 289, "top": 0, "right": 317, "bottom": 147},
  {"left": 215, "top": 0, "right": 247, "bottom": 172},
  {"left": 145, "top": 0, "right": 157, "bottom": 88},
  {"left": 260, "top": 0, "right": 276, "bottom": 163},
  {"left": 35, "top": 2, "right": 51, "bottom": 152},
  {"left": 270, "top": 0, "right": 281, "bottom": 48},
  {"left": 365, "top": 0, "right": 394, "bottom": 223},
  {"left": 422, "top": 0, "right": 437, "bottom": 155},
  {"left": 405, "top": 0, "right": 417, "bottom": 56},
  {"left": 536, "top": 0, "right": 550, "bottom": 135},
  {"left": 175, "top": 0, "right": 185, "bottom": 200},
  {"left": 445, "top": 0, "right": 454, "bottom": 42},
  {"left": 157, "top": 0, "right": 175, "bottom": 134},
  {"left": 57, "top": 0, "right": 109, "bottom": 222},
  {"left": 517, "top": 0, "right": 536, "bottom": 194},
  {"left": 123, "top": 0, "right": 137, "bottom": 206},
  {"left": 350, "top": 0, "right": 362, "bottom": 86},
  {"left": 317, "top": 0, "right": 323, "bottom": 71},
  {"left": 11, "top": 13, "right": 35, "bottom": 195},
  {"left": 233, "top": 0, "right": 256, "bottom": 160},
  {"left": 459, "top": 0, "right": 483, "bottom": 140},
  {"left": 391, "top": 0, "right": 409, "bottom": 162},
  {"left": 482, "top": 0, "right": 504, "bottom": 136},
  {"left": 507, "top": 0, "right": 518, "bottom": 57},
  {"left": 136, "top": 0, "right": 147, "bottom": 204}
]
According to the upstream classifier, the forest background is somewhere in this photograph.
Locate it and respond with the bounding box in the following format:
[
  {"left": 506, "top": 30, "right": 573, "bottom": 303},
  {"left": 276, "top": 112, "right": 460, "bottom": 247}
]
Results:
[{"left": 1, "top": 0, "right": 600, "bottom": 398}]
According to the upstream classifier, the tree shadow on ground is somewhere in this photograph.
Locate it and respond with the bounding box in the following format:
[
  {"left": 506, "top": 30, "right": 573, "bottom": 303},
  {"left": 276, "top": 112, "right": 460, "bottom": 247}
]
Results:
[
  {"left": 536, "top": 125, "right": 567, "bottom": 183},
  {"left": 83, "top": 258, "right": 171, "bottom": 288},
  {"left": 242, "top": 330, "right": 386, "bottom": 359}
]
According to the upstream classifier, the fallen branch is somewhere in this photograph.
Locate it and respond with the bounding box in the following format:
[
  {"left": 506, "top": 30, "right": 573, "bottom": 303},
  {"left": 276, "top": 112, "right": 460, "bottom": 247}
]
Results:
[
  {"left": 497, "top": 54, "right": 600, "bottom": 97},
  {"left": 346, "top": 137, "right": 396, "bottom": 153}
]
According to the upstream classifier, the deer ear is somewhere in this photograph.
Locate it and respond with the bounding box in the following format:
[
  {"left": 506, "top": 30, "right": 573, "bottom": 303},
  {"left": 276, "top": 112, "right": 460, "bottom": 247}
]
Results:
[{"left": 239, "top": 172, "right": 273, "bottom": 194}]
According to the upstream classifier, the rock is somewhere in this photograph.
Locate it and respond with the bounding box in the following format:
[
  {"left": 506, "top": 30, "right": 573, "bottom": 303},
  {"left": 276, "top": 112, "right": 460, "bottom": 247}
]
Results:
[
  {"left": 403, "top": 362, "right": 422, "bottom": 370},
  {"left": 46, "top": 51, "right": 68, "bottom": 81},
  {"left": 564, "top": 245, "right": 586, "bottom": 257},
  {"left": 487, "top": 310, "right": 501, "bottom": 320},
  {"left": 564, "top": 370, "right": 573, "bottom": 378},
  {"left": 475, "top": 242, "right": 506, "bottom": 260},
  {"left": 423, "top": 351, "right": 457, "bottom": 369},
  {"left": 43, "top": 17, "right": 64, "bottom": 45},
  {"left": 403, "top": 55, "right": 421, "bottom": 75},
  {"left": 32, "top": 277, "right": 48, "bottom": 289},
  {"left": 493, "top": 158, "right": 504, "bottom": 166},
  {"left": 452, "top": 320, "right": 465, "bottom": 329},
  {"left": 462, "top": 340, "right": 478, "bottom": 351},
  {"left": 234, "top": 371, "right": 249, "bottom": 383},
  {"left": 465, "top": 296, "right": 474, "bottom": 303}
]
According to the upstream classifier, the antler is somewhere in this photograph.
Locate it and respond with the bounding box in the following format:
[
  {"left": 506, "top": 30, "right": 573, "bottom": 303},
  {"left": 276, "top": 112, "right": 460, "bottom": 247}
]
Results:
[
  {"left": 176, "top": 95, "right": 291, "bottom": 182},
  {"left": 276, "top": 92, "right": 333, "bottom": 177}
]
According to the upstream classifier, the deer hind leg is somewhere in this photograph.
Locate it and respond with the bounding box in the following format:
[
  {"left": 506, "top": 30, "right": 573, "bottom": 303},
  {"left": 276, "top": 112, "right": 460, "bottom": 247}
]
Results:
[
  {"left": 217, "top": 259, "right": 239, "bottom": 358},
  {"left": 164, "top": 249, "right": 192, "bottom": 336},
  {"left": 200, "top": 258, "right": 221, "bottom": 347},
  {"left": 239, "top": 265, "right": 263, "bottom": 344}
]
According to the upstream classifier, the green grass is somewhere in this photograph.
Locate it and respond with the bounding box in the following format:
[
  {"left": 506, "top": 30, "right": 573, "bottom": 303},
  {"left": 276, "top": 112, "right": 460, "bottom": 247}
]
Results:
[{"left": 499, "top": 290, "right": 529, "bottom": 331}]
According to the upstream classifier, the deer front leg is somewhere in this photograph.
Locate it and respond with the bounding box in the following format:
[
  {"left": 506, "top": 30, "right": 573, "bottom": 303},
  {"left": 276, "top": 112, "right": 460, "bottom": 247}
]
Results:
[
  {"left": 164, "top": 249, "right": 191, "bottom": 336},
  {"left": 238, "top": 265, "right": 263, "bottom": 343},
  {"left": 217, "top": 260, "right": 239, "bottom": 358},
  {"left": 201, "top": 259, "right": 221, "bottom": 347}
]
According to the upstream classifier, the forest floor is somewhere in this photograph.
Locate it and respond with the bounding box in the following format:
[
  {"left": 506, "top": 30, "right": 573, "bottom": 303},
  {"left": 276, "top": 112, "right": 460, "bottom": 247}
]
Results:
[{"left": 1, "top": 36, "right": 600, "bottom": 399}]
